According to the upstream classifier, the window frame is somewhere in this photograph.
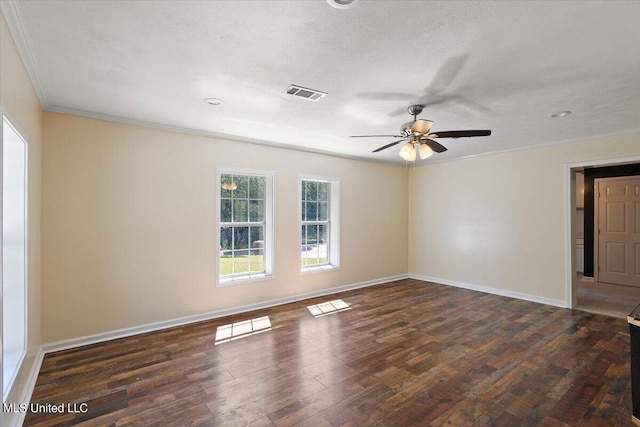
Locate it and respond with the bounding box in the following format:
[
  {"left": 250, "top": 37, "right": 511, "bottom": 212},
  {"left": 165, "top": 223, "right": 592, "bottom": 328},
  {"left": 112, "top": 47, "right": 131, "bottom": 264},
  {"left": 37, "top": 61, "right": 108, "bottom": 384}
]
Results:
[
  {"left": 2, "top": 115, "right": 29, "bottom": 401},
  {"left": 217, "top": 167, "right": 275, "bottom": 286},
  {"left": 299, "top": 175, "right": 340, "bottom": 273}
]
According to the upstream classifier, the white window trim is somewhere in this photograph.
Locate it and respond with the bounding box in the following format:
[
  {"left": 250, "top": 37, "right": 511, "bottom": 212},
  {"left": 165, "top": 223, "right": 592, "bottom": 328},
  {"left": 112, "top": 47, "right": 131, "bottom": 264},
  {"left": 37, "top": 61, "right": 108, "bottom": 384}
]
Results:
[
  {"left": 217, "top": 167, "right": 275, "bottom": 286},
  {"left": 2, "top": 114, "right": 29, "bottom": 401},
  {"left": 299, "top": 174, "right": 340, "bottom": 273}
]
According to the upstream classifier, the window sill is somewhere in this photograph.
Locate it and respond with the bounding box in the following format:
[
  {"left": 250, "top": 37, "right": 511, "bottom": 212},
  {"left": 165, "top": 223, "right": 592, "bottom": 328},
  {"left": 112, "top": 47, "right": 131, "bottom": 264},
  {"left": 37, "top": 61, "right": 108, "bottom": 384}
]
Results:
[
  {"left": 300, "top": 264, "right": 340, "bottom": 275},
  {"left": 218, "top": 273, "right": 272, "bottom": 287}
]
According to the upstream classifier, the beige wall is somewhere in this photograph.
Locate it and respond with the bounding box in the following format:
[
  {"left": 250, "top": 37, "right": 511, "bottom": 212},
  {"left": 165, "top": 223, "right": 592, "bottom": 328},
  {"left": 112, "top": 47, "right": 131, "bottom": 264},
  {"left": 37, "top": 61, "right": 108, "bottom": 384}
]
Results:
[
  {"left": 41, "top": 113, "right": 408, "bottom": 343},
  {"left": 0, "top": 11, "right": 43, "bottom": 414},
  {"left": 4, "top": 0, "right": 637, "bottom": 364},
  {"left": 408, "top": 134, "right": 640, "bottom": 304}
]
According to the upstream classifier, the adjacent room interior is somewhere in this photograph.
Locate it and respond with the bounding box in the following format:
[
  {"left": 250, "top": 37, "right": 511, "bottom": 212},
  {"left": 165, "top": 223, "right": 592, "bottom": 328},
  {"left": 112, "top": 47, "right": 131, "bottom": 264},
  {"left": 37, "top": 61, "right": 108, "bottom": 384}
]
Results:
[{"left": 1, "top": 1, "right": 640, "bottom": 426}]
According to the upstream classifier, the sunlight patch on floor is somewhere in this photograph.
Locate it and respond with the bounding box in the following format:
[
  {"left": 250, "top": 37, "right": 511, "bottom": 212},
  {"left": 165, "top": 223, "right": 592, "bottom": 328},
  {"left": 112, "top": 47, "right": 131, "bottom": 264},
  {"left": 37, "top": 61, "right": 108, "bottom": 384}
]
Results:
[
  {"left": 307, "top": 299, "right": 351, "bottom": 318},
  {"left": 215, "top": 316, "right": 272, "bottom": 344}
]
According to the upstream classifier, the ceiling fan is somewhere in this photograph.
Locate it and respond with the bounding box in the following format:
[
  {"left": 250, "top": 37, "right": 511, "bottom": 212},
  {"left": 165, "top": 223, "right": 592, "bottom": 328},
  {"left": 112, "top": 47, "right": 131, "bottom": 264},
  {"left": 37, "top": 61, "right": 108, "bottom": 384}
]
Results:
[{"left": 349, "top": 105, "right": 491, "bottom": 161}]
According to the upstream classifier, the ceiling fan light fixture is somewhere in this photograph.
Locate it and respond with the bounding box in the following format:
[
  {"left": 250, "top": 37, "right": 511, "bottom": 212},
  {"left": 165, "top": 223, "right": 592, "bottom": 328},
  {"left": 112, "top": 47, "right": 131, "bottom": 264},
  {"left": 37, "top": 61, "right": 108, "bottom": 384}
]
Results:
[
  {"left": 221, "top": 182, "right": 237, "bottom": 191},
  {"left": 411, "top": 119, "right": 433, "bottom": 136},
  {"left": 399, "top": 142, "right": 416, "bottom": 161},
  {"left": 419, "top": 143, "right": 434, "bottom": 160}
]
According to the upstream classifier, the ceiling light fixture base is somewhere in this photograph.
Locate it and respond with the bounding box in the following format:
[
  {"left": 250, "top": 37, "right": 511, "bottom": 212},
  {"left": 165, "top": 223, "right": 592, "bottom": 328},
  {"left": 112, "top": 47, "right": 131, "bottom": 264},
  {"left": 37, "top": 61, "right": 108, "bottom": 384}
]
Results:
[
  {"left": 407, "top": 105, "right": 424, "bottom": 116},
  {"left": 326, "top": 0, "right": 359, "bottom": 10},
  {"left": 204, "top": 98, "right": 224, "bottom": 106}
]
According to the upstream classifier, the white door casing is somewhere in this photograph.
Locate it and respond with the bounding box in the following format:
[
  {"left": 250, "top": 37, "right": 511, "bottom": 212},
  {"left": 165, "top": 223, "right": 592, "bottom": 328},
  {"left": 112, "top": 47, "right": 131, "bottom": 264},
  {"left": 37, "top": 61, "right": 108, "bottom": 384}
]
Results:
[{"left": 595, "top": 176, "right": 640, "bottom": 287}]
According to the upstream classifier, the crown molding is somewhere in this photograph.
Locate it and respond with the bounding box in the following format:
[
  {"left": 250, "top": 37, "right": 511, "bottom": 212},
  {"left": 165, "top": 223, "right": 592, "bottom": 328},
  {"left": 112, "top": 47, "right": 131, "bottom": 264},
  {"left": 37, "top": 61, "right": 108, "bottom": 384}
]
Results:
[
  {"left": 418, "top": 128, "right": 640, "bottom": 167},
  {"left": 1, "top": 0, "right": 50, "bottom": 108},
  {"left": 47, "top": 105, "right": 401, "bottom": 167}
]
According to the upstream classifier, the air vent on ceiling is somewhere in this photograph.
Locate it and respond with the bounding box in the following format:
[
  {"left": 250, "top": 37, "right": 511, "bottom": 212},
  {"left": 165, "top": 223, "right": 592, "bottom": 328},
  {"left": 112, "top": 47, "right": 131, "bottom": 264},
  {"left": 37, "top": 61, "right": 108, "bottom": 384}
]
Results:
[{"left": 285, "top": 85, "right": 327, "bottom": 102}]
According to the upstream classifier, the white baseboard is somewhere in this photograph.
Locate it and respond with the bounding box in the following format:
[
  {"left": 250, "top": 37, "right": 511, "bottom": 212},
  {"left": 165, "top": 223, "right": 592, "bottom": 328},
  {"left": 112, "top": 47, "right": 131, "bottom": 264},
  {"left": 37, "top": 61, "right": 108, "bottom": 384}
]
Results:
[
  {"left": 409, "top": 274, "right": 567, "bottom": 308},
  {"left": 43, "top": 274, "right": 409, "bottom": 354},
  {"left": 4, "top": 347, "right": 44, "bottom": 427},
  {"left": 17, "top": 273, "right": 565, "bottom": 427}
]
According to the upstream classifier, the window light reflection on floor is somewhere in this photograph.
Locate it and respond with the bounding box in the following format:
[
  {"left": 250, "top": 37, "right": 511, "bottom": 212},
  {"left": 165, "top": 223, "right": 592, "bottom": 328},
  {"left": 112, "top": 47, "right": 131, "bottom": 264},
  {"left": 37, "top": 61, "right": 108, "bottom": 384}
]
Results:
[
  {"left": 307, "top": 299, "right": 351, "bottom": 318},
  {"left": 215, "top": 316, "right": 272, "bottom": 345}
]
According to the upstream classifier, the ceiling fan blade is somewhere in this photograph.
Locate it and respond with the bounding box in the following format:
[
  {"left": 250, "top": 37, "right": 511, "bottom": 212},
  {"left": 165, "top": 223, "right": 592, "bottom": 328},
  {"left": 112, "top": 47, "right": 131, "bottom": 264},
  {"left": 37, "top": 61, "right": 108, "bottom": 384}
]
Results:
[
  {"left": 421, "top": 138, "right": 448, "bottom": 153},
  {"left": 428, "top": 130, "right": 491, "bottom": 139},
  {"left": 349, "top": 134, "right": 403, "bottom": 138},
  {"left": 428, "top": 55, "right": 467, "bottom": 93},
  {"left": 355, "top": 92, "right": 414, "bottom": 100},
  {"left": 372, "top": 139, "right": 404, "bottom": 153}
]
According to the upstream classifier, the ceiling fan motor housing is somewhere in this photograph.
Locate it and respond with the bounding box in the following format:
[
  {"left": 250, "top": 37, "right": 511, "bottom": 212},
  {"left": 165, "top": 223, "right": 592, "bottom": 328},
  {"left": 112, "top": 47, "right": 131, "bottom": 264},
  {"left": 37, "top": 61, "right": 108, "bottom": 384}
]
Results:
[{"left": 407, "top": 105, "right": 424, "bottom": 116}]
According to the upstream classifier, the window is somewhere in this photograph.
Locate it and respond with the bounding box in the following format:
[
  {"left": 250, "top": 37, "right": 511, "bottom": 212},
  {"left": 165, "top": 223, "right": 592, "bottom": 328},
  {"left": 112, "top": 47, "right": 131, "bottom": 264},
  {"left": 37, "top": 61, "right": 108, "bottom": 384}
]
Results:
[
  {"left": 300, "top": 176, "right": 340, "bottom": 271},
  {"left": 2, "top": 117, "right": 27, "bottom": 400},
  {"left": 218, "top": 169, "right": 274, "bottom": 284}
]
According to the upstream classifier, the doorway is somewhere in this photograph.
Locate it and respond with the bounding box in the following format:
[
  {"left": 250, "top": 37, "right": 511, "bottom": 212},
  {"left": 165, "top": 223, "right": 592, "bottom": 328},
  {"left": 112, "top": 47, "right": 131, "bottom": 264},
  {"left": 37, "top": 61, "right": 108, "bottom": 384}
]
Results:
[{"left": 567, "top": 158, "right": 640, "bottom": 318}]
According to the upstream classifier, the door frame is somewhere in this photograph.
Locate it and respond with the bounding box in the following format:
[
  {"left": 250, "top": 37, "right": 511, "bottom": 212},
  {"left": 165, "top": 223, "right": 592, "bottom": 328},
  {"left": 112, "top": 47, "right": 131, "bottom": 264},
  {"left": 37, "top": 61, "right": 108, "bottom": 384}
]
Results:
[{"left": 564, "top": 155, "right": 640, "bottom": 308}]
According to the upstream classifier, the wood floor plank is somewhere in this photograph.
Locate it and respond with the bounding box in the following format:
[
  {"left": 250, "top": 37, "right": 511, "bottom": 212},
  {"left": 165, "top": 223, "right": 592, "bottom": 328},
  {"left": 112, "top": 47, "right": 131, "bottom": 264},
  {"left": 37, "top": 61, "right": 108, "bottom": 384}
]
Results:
[{"left": 23, "top": 279, "right": 635, "bottom": 426}]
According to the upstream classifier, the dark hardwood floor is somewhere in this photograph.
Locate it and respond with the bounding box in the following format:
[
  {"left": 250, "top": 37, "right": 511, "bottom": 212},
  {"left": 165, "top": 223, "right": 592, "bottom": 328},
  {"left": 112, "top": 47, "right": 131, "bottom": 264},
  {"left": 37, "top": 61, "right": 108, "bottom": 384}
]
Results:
[{"left": 25, "top": 279, "right": 633, "bottom": 426}]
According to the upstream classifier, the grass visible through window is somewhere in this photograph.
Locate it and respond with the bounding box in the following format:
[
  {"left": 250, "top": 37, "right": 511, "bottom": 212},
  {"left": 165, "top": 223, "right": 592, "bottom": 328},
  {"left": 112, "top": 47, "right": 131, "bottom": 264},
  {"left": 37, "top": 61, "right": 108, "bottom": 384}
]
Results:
[
  {"left": 301, "top": 257, "right": 327, "bottom": 267},
  {"left": 220, "top": 255, "right": 264, "bottom": 276}
]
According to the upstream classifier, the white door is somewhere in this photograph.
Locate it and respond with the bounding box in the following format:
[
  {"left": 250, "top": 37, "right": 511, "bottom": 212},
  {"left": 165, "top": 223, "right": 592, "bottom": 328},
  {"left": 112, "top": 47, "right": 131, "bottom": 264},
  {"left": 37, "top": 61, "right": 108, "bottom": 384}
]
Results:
[{"left": 596, "top": 176, "right": 640, "bottom": 287}]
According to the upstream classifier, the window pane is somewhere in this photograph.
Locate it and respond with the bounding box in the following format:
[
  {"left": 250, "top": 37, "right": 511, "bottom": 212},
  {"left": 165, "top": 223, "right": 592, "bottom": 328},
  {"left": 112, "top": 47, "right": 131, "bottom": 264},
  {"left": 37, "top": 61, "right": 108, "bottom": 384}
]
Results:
[
  {"left": 249, "top": 225, "right": 264, "bottom": 273},
  {"left": 221, "top": 174, "right": 234, "bottom": 198},
  {"left": 233, "top": 200, "right": 248, "bottom": 222},
  {"left": 234, "top": 227, "right": 249, "bottom": 249},
  {"left": 307, "top": 224, "right": 318, "bottom": 246},
  {"left": 234, "top": 175, "right": 248, "bottom": 198},
  {"left": 318, "top": 182, "right": 328, "bottom": 201},
  {"left": 220, "top": 254, "right": 232, "bottom": 276},
  {"left": 318, "top": 225, "right": 328, "bottom": 264},
  {"left": 220, "top": 226, "right": 233, "bottom": 276},
  {"left": 318, "top": 202, "right": 328, "bottom": 221},
  {"left": 318, "top": 224, "right": 328, "bottom": 244},
  {"left": 249, "top": 200, "right": 264, "bottom": 222},
  {"left": 250, "top": 255, "right": 264, "bottom": 273},
  {"left": 301, "top": 224, "right": 308, "bottom": 264},
  {"left": 250, "top": 226, "right": 264, "bottom": 254},
  {"left": 220, "top": 227, "right": 233, "bottom": 251},
  {"left": 305, "top": 201, "right": 317, "bottom": 222},
  {"left": 221, "top": 199, "right": 232, "bottom": 222},
  {"left": 306, "top": 181, "right": 318, "bottom": 201},
  {"left": 249, "top": 176, "right": 265, "bottom": 199}
]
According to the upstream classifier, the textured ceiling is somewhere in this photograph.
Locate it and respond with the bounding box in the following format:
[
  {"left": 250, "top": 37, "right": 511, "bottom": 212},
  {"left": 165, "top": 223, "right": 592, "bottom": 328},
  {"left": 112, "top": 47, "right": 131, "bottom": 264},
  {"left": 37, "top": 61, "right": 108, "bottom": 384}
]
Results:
[{"left": 3, "top": 0, "right": 640, "bottom": 164}]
